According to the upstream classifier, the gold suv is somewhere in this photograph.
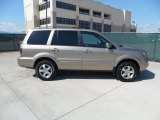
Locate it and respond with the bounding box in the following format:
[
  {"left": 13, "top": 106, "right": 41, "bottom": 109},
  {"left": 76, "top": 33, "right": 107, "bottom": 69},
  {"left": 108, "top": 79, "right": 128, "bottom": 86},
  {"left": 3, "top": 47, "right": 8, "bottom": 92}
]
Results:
[{"left": 18, "top": 29, "right": 149, "bottom": 82}]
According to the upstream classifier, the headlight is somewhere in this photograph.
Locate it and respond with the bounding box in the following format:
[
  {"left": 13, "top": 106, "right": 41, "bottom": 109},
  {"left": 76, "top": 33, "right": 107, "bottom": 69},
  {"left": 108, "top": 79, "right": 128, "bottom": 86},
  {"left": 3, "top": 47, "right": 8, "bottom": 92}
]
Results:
[{"left": 141, "top": 51, "right": 148, "bottom": 59}]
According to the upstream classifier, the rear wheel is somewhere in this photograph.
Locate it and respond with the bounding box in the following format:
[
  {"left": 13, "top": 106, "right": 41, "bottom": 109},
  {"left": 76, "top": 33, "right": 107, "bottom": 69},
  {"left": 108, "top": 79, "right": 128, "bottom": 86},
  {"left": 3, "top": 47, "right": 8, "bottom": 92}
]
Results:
[
  {"left": 36, "top": 60, "right": 57, "bottom": 80},
  {"left": 116, "top": 61, "right": 139, "bottom": 82}
]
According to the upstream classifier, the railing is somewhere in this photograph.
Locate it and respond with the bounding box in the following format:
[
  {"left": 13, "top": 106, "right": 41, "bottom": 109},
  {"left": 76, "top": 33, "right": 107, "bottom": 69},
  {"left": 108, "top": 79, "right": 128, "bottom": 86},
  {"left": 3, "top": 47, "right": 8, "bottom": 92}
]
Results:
[{"left": 0, "top": 33, "right": 25, "bottom": 51}]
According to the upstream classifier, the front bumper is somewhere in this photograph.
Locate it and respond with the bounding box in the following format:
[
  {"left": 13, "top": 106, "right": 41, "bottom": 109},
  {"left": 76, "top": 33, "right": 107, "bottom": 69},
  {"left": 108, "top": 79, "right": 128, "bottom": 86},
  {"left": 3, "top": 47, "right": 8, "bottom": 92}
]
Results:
[{"left": 140, "top": 61, "right": 149, "bottom": 71}]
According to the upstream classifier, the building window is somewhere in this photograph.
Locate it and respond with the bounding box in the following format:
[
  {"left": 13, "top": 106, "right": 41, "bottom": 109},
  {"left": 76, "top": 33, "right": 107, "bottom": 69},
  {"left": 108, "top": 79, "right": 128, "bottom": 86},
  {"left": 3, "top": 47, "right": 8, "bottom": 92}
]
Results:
[
  {"left": 93, "top": 22, "right": 102, "bottom": 32},
  {"left": 104, "top": 14, "right": 111, "bottom": 20},
  {"left": 40, "top": 18, "right": 51, "bottom": 25},
  {"left": 79, "top": 20, "right": 90, "bottom": 29},
  {"left": 56, "top": 1, "right": 76, "bottom": 11},
  {"left": 104, "top": 24, "right": 111, "bottom": 32},
  {"left": 130, "top": 29, "right": 136, "bottom": 32},
  {"left": 56, "top": 17, "right": 76, "bottom": 25},
  {"left": 79, "top": 8, "right": 90, "bottom": 15},
  {"left": 93, "top": 11, "right": 101, "bottom": 18},
  {"left": 39, "top": 1, "right": 50, "bottom": 11}
]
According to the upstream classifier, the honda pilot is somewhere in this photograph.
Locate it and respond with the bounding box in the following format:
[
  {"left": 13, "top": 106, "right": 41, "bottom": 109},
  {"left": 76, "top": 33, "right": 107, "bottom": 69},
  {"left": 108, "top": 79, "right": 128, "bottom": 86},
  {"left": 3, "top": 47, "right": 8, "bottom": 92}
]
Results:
[{"left": 18, "top": 29, "right": 149, "bottom": 82}]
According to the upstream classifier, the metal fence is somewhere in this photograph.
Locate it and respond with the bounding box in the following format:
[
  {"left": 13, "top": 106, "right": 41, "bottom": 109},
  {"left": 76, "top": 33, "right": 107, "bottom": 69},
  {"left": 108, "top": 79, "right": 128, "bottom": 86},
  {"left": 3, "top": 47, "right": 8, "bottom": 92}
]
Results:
[
  {"left": 103, "top": 33, "right": 160, "bottom": 62},
  {"left": 0, "top": 33, "right": 159, "bottom": 61}
]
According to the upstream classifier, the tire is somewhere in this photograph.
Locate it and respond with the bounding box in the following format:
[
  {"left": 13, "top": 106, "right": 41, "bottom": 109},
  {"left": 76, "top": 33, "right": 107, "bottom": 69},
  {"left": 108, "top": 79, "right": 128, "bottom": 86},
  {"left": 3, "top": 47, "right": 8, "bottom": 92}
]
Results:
[
  {"left": 116, "top": 61, "right": 139, "bottom": 82},
  {"left": 36, "top": 60, "right": 57, "bottom": 80}
]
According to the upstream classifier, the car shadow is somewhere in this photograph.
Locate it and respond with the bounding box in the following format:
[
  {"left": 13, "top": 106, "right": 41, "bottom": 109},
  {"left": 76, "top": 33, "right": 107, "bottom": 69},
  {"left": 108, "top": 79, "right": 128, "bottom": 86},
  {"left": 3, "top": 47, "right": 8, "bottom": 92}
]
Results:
[
  {"left": 33, "top": 71, "right": 115, "bottom": 81},
  {"left": 34, "top": 70, "right": 155, "bottom": 82},
  {"left": 136, "top": 69, "right": 155, "bottom": 81},
  {"left": 54, "top": 71, "right": 115, "bottom": 81}
]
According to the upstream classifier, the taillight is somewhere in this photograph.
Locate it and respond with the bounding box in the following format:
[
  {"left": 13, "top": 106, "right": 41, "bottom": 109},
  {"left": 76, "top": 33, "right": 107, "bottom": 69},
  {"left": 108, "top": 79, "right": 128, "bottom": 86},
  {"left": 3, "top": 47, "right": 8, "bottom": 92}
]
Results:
[{"left": 20, "top": 47, "right": 22, "bottom": 55}]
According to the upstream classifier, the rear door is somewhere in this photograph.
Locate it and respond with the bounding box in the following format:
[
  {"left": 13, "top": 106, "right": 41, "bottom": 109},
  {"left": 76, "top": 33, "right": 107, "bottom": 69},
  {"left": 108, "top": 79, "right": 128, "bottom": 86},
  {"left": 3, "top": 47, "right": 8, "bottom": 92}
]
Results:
[{"left": 50, "top": 30, "right": 81, "bottom": 70}]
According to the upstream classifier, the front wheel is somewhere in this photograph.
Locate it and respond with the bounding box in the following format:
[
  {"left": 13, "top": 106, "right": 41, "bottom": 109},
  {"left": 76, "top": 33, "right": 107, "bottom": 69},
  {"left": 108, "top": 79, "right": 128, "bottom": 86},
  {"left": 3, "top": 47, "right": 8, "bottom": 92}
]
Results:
[
  {"left": 116, "top": 61, "right": 139, "bottom": 82},
  {"left": 36, "top": 60, "right": 57, "bottom": 80}
]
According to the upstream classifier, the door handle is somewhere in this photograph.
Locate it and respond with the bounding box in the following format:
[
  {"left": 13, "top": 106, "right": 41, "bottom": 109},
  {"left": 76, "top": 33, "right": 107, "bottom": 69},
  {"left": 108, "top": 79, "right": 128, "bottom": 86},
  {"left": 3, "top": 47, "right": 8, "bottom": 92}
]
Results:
[
  {"left": 51, "top": 48, "right": 59, "bottom": 52},
  {"left": 84, "top": 50, "right": 92, "bottom": 53}
]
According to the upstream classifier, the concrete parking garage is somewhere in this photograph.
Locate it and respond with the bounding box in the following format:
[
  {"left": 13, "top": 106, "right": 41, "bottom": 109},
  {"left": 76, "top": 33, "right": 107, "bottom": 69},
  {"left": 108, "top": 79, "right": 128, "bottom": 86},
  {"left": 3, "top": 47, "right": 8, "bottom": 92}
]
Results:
[{"left": 0, "top": 52, "right": 160, "bottom": 120}]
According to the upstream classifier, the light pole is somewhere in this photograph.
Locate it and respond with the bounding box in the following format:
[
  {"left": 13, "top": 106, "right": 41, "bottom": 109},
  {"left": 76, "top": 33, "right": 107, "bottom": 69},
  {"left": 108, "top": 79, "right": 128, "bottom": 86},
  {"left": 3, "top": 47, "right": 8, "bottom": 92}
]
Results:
[{"left": 44, "top": 0, "right": 48, "bottom": 28}]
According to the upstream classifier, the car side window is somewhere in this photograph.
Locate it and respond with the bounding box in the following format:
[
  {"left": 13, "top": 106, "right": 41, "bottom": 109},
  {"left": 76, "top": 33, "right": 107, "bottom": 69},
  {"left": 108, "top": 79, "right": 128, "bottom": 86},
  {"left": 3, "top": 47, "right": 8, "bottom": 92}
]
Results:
[
  {"left": 51, "top": 30, "right": 78, "bottom": 46},
  {"left": 27, "top": 30, "right": 51, "bottom": 45},
  {"left": 81, "top": 31, "right": 105, "bottom": 48}
]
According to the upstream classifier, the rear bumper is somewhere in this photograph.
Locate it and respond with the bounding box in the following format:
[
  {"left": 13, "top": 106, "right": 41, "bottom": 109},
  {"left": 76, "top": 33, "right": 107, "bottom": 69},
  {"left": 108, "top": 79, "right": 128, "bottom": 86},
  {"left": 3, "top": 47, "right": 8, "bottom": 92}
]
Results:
[{"left": 17, "top": 57, "right": 34, "bottom": 68}]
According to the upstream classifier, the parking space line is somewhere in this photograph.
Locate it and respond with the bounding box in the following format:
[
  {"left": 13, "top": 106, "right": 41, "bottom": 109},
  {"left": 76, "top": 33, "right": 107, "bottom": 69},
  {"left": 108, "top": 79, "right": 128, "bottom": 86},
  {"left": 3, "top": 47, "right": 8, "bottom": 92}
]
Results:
[
  {"left": 54, "top": 83, "right": 126, "bottom": 120},
  {"left": 0, "top": 76, "right": 41, "bottom": 120}
]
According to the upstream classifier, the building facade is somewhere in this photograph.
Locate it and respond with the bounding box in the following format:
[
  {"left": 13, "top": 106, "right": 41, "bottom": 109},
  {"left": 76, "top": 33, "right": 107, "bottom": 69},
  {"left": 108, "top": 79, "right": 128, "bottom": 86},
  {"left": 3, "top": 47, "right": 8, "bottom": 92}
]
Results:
[{"left": 23, "top": 0, "right": 137, "bottom": 32}]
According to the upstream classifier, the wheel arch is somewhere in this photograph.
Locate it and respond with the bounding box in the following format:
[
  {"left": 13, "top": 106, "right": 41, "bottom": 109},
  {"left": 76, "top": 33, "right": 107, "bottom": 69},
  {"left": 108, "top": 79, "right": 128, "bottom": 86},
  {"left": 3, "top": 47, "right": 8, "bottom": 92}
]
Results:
[
  {"left": 33, "top": 57, "right": 59, "bottom": 70},
  {"left": 113, "top": 59, "right": 140, "bottom": 75}
]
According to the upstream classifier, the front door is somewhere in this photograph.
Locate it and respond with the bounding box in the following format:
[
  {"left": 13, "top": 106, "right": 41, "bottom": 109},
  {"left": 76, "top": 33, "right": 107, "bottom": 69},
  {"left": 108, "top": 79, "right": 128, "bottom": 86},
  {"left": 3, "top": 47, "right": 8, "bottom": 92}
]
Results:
[{"left": 80, "top": 31, "right": 116, "bottom": 70}]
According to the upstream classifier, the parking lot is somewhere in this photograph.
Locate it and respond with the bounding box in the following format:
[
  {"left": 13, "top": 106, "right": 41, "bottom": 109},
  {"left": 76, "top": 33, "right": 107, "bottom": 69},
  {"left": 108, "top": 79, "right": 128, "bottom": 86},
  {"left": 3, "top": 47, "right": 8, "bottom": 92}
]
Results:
[{"left": 0, "top": 52, "right": 160, "bottom": 120}]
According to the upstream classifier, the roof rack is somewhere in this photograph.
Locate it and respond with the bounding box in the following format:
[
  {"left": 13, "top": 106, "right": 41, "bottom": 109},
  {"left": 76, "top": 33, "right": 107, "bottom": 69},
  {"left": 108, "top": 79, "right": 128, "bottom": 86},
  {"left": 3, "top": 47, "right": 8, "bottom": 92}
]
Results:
[
  {"left": 34, "top": 26, "right": 54, "bottom": 29},
  {"left": 33, "top": 26, "right": 77, "bottom": 29}
]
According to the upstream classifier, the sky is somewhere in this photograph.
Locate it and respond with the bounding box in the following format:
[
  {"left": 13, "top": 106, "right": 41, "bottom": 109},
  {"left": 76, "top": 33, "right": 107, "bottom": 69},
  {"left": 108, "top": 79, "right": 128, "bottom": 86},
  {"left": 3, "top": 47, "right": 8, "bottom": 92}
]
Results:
[
  {"left": 0, "top": 0, "right": 160, "bottom": 33},
  {"left": 0, "top": 0, "right": 24, "bottom": 33}
]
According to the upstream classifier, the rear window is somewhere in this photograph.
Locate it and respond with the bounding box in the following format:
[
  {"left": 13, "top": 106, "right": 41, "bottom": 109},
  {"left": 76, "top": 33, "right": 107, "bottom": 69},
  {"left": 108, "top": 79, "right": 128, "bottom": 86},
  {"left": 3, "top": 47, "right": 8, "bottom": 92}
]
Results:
[
  {"left": 27, "top": 30, "right": 51, "bottom": 45},
  {"left": 51, "top": 31, "right": 78, "bottom": 46}
]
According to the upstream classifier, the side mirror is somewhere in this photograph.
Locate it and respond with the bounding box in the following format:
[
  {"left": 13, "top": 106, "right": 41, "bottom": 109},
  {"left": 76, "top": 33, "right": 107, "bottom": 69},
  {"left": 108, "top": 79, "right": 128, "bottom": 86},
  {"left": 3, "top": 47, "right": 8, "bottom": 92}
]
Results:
[{"left": 106, "top": 43, "right": 112, "bottom": 49}]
